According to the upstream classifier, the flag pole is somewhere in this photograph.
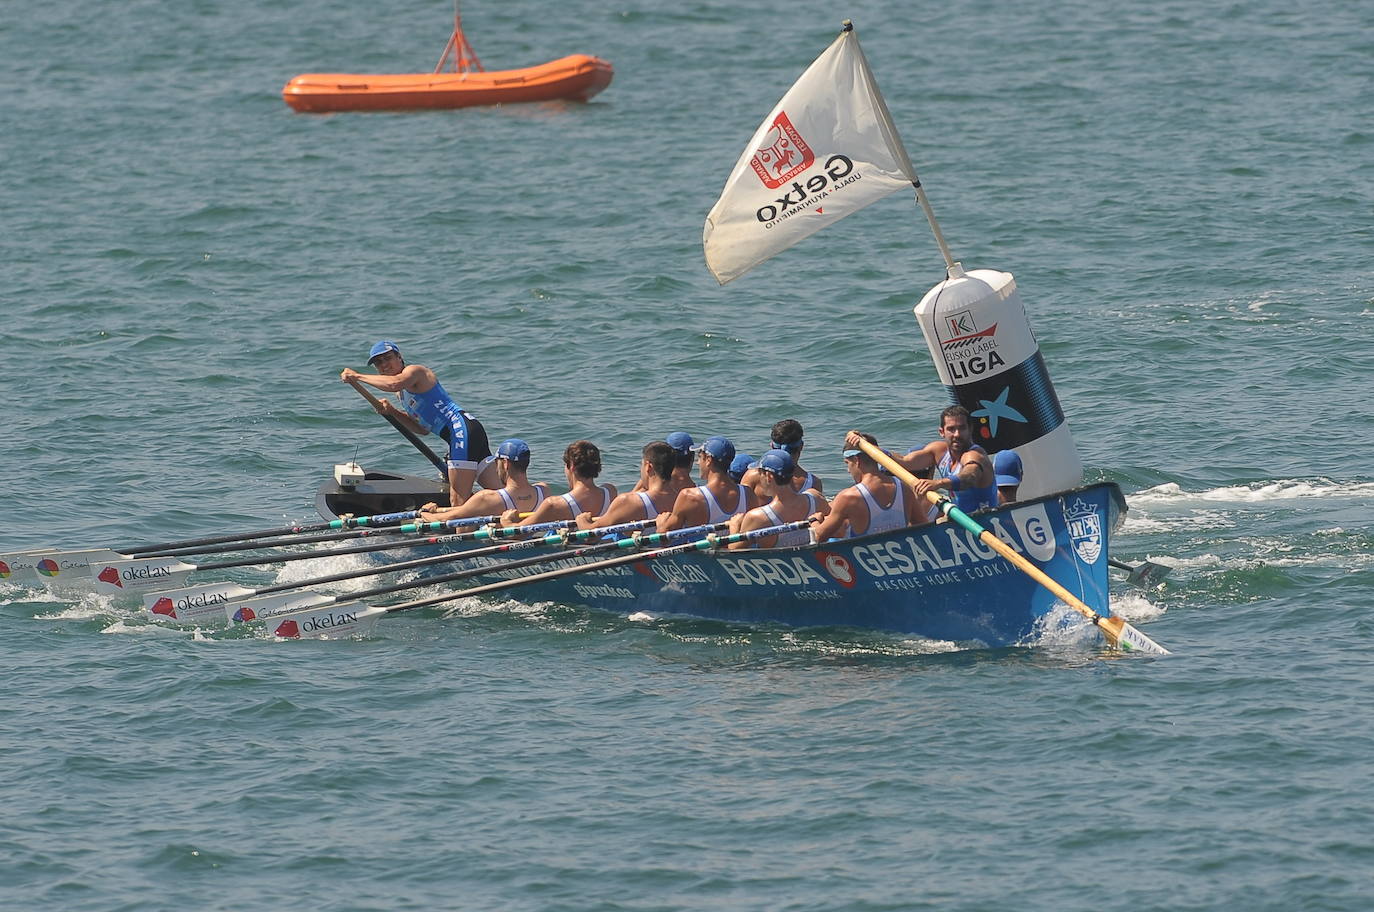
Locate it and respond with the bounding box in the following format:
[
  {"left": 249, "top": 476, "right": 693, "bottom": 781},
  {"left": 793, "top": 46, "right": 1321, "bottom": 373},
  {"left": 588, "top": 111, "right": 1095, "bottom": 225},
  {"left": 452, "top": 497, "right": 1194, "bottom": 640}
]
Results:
[{"left": 843, "top": 20, "right": 958, "bottom": 273}]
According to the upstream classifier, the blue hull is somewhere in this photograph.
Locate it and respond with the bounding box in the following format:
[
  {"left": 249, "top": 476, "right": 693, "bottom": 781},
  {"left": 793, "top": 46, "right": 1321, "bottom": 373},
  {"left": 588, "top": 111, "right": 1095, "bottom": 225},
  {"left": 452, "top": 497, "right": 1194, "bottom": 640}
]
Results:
[{"left": 319, "top": 478, "right": 1126, "bottom": 647}]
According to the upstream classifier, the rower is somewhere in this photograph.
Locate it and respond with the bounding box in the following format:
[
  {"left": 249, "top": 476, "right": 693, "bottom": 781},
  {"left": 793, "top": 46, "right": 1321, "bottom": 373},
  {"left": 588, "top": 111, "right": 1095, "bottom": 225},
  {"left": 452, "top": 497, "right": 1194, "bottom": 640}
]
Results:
[
  {"left": 846, "top": 405, "right": 995, "bottom": 514},
  {"left": 728, "top": 453, "right": 755, "bottom": 484},
  {"left": 994, "top": 450, "right": 1023, "bottom": 504},
  {"left": 657, "top": 435, "right": 758, "bottom": 533},
  {"left": 420, "top": 439, "right": 546, "bottom": 522},
  {"left": 729, "top": 450, "right": 829, "bottom": 549},
  {"left": 811, "top": 432, "right": 924, "bottom": 540},
  {"left": 341, "top": 340, "right": 497, "bottom": 507},
  {"left": 503, "top": 440, "right": 618, "bottom": 526},
  {"left": 576, "top": 441, "right": 678, "bottom": 530},
  {"left": 741, "top": 419, "right": 823, "bottom": 498}
]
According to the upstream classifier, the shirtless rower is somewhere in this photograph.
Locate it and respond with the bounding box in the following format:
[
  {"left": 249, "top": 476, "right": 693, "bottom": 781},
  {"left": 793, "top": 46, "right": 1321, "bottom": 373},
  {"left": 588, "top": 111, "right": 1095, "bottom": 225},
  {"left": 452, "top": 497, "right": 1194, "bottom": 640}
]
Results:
[
  {"left": 741, "top": 419, "right": 823, "bottom": 498},
  {"left": 502, "top": 440, "right": 617, "bottom": 526},
  {"left": 575, "top": 441, "right": 678, "bottom": 530},
  {"left": 728, "top": 450, "right": 829, "bottom": 550},
  {"left": 845, "top": 405, "right": 995, "bottom": 514},
  {"left": 341, "top": 340, "right": 497, "bottom": 506},
  {"left": 419, "top": 439, "right": 546, "bottom": 522},
  {"left": 810, "top": 433, "right": 924, "bottom": 541},
  {"left": 657, "top": 435, "right": 758, "bottom": 533}
]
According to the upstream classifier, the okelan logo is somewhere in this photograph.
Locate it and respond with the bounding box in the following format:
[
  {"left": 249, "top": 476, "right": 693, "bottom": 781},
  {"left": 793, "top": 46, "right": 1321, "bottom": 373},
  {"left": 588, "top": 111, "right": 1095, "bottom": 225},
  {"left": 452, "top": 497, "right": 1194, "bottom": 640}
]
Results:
[
  {"left": 273, "top": 619, "right": 300, "bottom": 638},
  {"left": 815, "top": 551, "right": 857, "bottom": 589},
  {"left": 97, "top": 566, "right": 123, "bottom": 588},
  {"left": 151, "top": 597, "right": 177, "bottom": 618},
  {"left": 750, "top": 113, "right": 814, "bottom": 189}
]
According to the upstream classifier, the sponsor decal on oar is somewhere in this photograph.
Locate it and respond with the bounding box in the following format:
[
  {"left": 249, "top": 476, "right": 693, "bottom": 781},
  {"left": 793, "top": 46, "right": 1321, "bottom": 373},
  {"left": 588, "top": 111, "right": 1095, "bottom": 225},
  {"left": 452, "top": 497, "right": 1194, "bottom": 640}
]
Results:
[
  {"left": 145, "top": 581, "right": 253, "bottom": 622},
  {"left": 91, "top": 557, "right": 194, "bottom": 595}
]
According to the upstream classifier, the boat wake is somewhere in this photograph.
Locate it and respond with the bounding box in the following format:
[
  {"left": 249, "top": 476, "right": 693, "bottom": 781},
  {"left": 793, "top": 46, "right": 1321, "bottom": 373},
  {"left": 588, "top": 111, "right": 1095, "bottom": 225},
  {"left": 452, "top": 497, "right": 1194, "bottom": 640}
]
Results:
[{"left": 1129, "top": 478, "right": 1374, "bottom": 505}]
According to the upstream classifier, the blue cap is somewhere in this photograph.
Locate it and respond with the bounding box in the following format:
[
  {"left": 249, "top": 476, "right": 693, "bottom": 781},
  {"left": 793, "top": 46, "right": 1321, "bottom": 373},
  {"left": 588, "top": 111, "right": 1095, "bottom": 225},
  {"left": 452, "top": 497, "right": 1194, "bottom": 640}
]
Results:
[
  {"left": 367, "top": 340, "right": 401, "bottom": 363},
  {"left": 994, "top": 450, "right": 1023, "bottom": 486},
  {"left": 497, "top": 439, "right": 531, "bottom": 461},
  {"left": 665, "top": 431, "right": 694, "bottom": 454},
  {"left": 728, "top": 453, "right": 754, "bottom": 482},
  {"left": 693, "top": 435, "right": 735, "bottom": 463},
  {"left": 759, "top": 450, "right": 794, "bottom": 478}
]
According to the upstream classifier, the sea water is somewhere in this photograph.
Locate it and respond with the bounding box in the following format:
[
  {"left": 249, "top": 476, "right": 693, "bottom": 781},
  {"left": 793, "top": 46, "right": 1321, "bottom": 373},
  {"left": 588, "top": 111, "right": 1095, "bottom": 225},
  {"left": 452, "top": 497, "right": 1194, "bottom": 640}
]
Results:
[{"left": 2, "top": 0, "right": 1372, "bottom": 909}]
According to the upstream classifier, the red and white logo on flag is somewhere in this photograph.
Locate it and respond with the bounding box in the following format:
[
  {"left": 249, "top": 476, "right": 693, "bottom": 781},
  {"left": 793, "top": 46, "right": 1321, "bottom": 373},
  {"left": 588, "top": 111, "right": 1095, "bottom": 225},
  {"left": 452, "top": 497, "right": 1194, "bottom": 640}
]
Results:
[{"left": 749, "top": 113, "right": 813, "bottom": 189}]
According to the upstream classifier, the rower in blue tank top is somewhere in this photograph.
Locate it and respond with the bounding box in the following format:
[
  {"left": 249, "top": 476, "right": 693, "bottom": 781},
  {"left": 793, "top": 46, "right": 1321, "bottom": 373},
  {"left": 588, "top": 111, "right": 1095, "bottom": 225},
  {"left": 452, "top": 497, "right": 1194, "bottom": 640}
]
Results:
[
  {"left": 844, "top": 404, "right": 996, "bottom": 516},
  {"left": 342, "top": 340, "right": 495, "bottom": 508}
]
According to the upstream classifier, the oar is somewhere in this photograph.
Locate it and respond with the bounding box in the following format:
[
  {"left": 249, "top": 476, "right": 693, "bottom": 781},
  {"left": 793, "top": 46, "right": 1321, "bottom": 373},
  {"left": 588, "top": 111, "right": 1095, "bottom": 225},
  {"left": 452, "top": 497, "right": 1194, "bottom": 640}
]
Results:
[
  {"left": 1108, "top": 556, "right": 1172, "bottom": 588},
  {"left": 144, "top": 518, "right": 658, "bottom": 622},
  {"left": 240, "top": 520, "right": 743, "bottom": 632},
  {"left": 90, "top": 515, "right": 510, "bottom": 597},
  {"left": 256, "top": 521, "right": 810, "bottom": 639},
  {"left": 347, "top": 378, "right": 448, "bottom": 475},
  {"left": 0, "top": 509, "right": 423, "bottom": 585},
  {"left": 853, "top": 436, "right": 1168, "bottom": 655}
]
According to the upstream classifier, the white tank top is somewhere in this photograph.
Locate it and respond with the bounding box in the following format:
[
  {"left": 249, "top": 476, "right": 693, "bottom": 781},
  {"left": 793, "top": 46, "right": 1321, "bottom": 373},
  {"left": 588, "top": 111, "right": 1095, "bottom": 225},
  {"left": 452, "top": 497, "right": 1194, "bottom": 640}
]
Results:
[
  {"left": 760, "top": 493, "right": 816, "bottom": 547},
  {"left": 697, "top": 483, "right": 748, "bottom": 524},
  {"left": 854, "top": 481, "right": 906, "bottom": 536},
  {"left": 637, "top": 491, "right": 660, "bottom": 520},
  {"left": 561, "top": 486, "right": 613, "bottom": 517},
  {"left": 498, "top": 485, "right": 546, "bottom": 512}
]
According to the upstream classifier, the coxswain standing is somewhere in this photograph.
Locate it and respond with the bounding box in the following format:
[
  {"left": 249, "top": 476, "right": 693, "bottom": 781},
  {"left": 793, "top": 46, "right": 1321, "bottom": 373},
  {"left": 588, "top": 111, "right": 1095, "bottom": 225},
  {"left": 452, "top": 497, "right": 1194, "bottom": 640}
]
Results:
[{"left": 342, "top": 340, "right": 496, "bottom": 507}]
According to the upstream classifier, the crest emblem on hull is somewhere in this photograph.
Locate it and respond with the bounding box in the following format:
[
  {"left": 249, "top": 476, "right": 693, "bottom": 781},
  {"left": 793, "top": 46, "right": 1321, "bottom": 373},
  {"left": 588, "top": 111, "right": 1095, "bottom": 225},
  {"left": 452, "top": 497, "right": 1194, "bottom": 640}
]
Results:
[{"left": 1064, "top": 498, "right": 1102, "bottom": 564}]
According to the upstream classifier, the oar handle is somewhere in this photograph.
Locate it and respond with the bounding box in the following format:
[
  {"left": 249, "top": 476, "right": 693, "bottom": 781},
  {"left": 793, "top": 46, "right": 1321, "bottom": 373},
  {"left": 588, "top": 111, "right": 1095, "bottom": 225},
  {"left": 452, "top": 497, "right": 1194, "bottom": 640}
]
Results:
[
  {"left": 852, "top": 436, "right": 1166, "bottom": 654},
  {"left": 347, "top": 378, "right": 448, "bottom": 476}
]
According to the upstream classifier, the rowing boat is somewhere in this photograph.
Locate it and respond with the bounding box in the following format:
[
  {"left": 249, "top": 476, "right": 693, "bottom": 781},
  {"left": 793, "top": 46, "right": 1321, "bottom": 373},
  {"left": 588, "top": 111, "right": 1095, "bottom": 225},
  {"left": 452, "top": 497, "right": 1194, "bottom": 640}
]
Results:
[
  {"left": 313, "top": 471, "right": 1125, "bottom": 647},
  {"left": 298, "top": 21, "right": 1165, "bottom": 651}
]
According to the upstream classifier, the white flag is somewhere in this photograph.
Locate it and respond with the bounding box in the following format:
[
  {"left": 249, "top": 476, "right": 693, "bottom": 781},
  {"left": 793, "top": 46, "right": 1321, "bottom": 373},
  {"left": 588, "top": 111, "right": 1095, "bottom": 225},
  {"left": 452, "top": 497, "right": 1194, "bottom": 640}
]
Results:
[{"left": 703, "top": 26, "right": 918, "bottom": 284}]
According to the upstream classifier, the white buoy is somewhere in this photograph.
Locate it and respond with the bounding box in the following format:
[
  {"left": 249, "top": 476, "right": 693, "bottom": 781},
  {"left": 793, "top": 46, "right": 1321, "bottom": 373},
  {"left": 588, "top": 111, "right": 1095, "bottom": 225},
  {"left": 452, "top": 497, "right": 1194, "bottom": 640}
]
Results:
[{"left": 913, "top": 263, "right": 1082, "bottom": 499}]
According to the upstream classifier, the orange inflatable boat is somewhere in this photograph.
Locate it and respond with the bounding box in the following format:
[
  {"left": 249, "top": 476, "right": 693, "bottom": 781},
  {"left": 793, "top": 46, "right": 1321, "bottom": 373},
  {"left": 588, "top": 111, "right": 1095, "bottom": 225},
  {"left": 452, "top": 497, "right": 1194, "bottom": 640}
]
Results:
[{"left": 282, "top": 11, "right": 612, "bottom": 113}]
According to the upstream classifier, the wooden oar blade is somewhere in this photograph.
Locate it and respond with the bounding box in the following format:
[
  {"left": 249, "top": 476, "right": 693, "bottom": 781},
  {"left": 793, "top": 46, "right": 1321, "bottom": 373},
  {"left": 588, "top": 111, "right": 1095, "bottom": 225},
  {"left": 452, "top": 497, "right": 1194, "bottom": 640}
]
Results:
[{"left": 1097, "top": 615, "right": 1170, "bottom": 655}]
